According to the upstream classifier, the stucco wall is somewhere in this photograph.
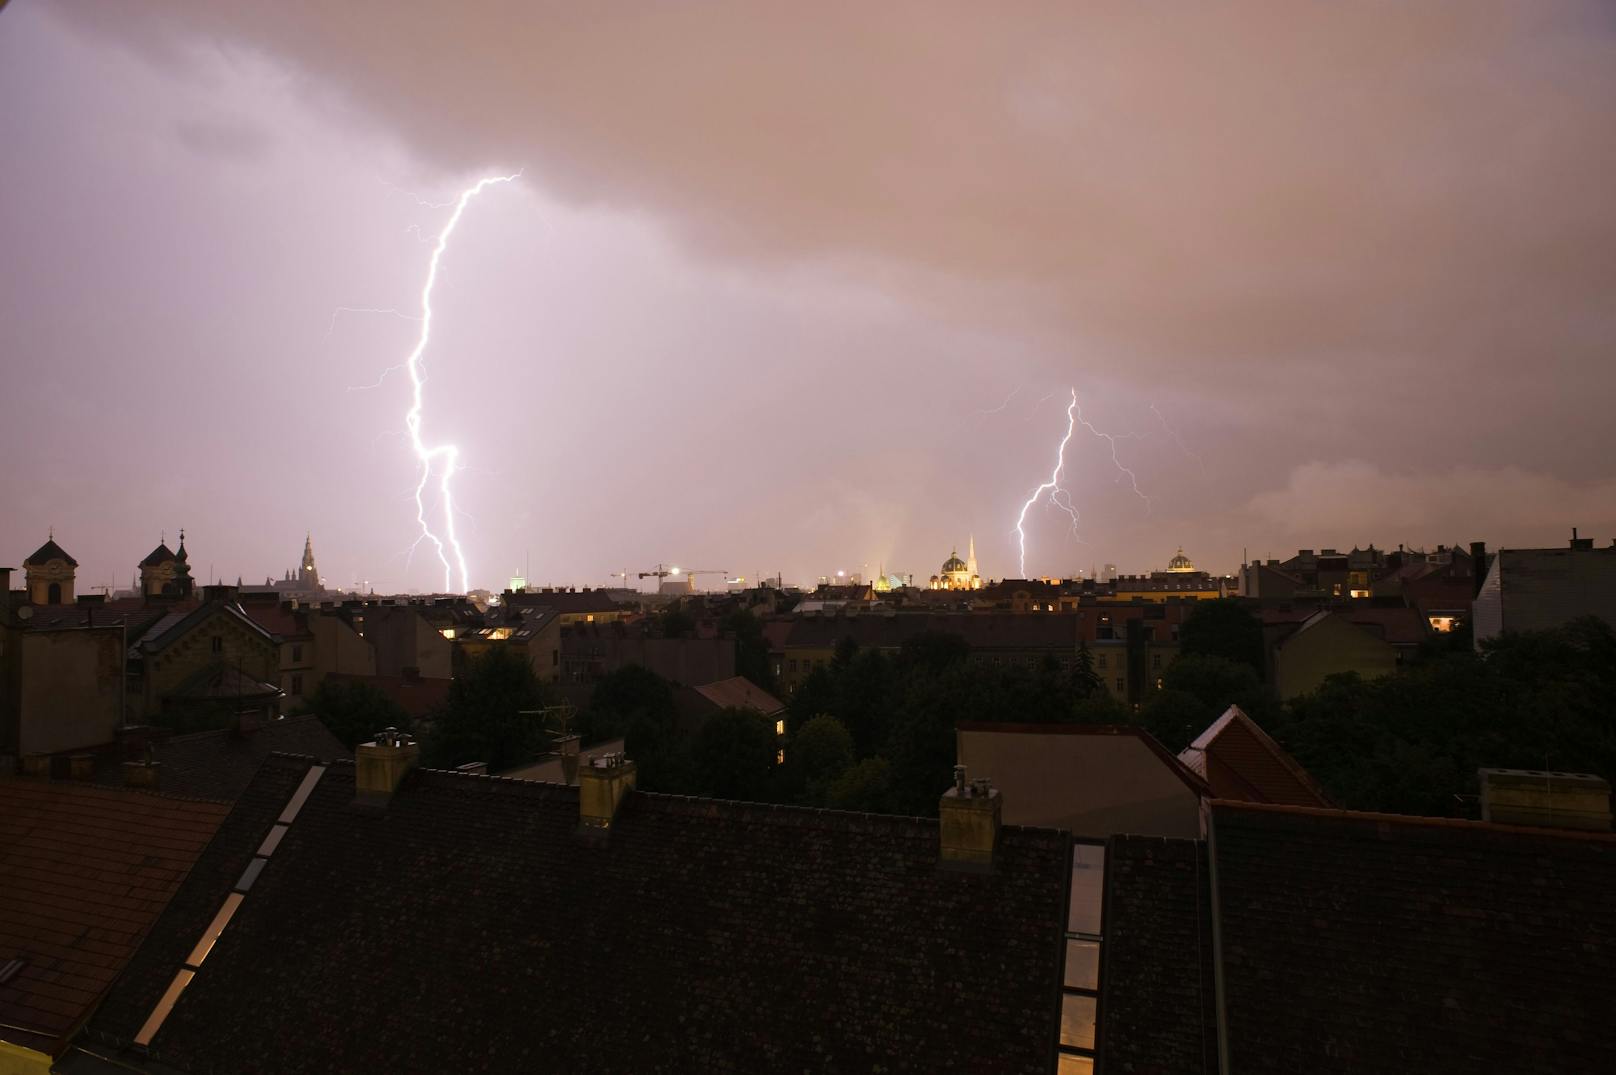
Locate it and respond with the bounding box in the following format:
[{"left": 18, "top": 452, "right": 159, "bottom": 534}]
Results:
[
  {"left": 1273, "top": 614, "right": 1396, "bottom": 700},
  {"left": 957, "top": 727, "right": 1203, "bottom": 839},
  {"left": 19, "top": 627, "right": 123, "bottom": 754}
]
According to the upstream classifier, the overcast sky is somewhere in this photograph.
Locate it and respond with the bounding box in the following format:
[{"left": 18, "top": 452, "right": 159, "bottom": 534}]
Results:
[{"left": 3, "top": 2, "right": 1614, "bottom": 593}]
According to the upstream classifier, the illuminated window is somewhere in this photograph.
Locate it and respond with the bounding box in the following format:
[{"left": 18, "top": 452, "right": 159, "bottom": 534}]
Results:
[
  {"left": 775, "top": 719, "right": 785, "bottom": 736},
  {"left": 585, "top": 614, "right": 595, "bottom": 623},
  {"left": 776, "top": 749, "right": 784, "bottom": 765},
  {"left": 439, "top": 628, "right": 456, "bottom": 640},
  {"left": 1429, "top": 616, "right": 1457, "bottom": 633},
  {"left": 487, "top": 627, "right": 513, "bottom": 640}
]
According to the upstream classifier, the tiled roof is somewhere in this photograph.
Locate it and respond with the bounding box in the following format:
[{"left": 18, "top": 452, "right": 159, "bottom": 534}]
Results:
[
  {"left": 1212, "top": 801, "right": 1616, "bottom": 1072},
  {"left": 1178, "top": 706, "right": 1331, "bottom": 807},
  {"left": 236, "top": 602, "right": 309, "bottom": 640},
  {"left": 1100, "top": 835, "right": 1219, "bottom": 1074},
  {"left": 688, "top": 676, "right": 785, "bottom": 715},
  {"left": 504, "top": 589, "right": 628, "bottom": 615},
  {"left": 139, "top": 544, "right": 176, "bottom": 568},
  {"left": 0, "top": 780, "right": 229, "bottom": 1056},
  {"left": 23, "top": 538, "right": 77, "bottom": 567},
  {"left": 80, "top": 756, "right": 1069, "bottom": 1073},
  {"left": 164, "top": 662, "right": 282, "bottom": 703},
  {"left": 1099, "top": 804, "right": 1616, "bottom": 1072},
  {"left": 93, "top": 717, "right": 351, "bottom": 801},
  {"left": 137, "top": 601, "right": 274, "bottom": 656}
]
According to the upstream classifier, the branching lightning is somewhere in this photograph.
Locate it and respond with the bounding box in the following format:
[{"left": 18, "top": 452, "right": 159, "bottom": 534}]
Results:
[
  {"left": 1014, "top": 389, "right": 1081, "bottom": 577},
  {"left": 398, "top": 171, "right": 520, "bottom": 593},
  {"left": 1150, "top": 402, "right": 1205, "bottom": 472},
  {"left": 1013, "top": 387, "right": 1154, "bottom": 577}
]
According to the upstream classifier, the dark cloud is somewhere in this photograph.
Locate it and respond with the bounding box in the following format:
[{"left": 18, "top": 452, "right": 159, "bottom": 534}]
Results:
[{"left": 10, "top": 2, "right": 1616, "bottom": 585}]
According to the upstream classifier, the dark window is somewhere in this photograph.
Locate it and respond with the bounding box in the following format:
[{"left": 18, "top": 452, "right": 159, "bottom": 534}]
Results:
[
  {"left": 1151, "top": 653, "right": 1162, "bottom": 670},
  {"left": 47, "top": 582, "right": 62, "bottom": 605},
  {"left": 211, "top": 636, "right": 223, "bottom": 655},
  {"left": 291, "top": 674, "right": 303, "bottom": 695},
  {"left": 291, "top": 644, "right": 303, "bottom": 662},
  {"left": 1114, "top": 677, "right": 1124, "bottom": 692}
]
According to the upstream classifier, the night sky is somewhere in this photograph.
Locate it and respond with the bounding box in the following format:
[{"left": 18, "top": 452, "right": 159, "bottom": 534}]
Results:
[{"left": 4, "top": 2, "right": 1614, "bottom": 594}]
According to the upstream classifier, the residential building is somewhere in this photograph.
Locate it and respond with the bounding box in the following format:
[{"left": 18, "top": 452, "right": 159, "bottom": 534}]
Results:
[
  {"left": 559, "top": 621, "right": 735, "bottom": 685},
  {"left": 125, "top": 592, "right": 282, "bottom": 725},
  {"left": 1261, "top": 605, "right": 1429, "bottom": 699},
  {"left": 1177, "top": 705, "right": 1332, "bottom": 806},
  {"left": 1473, "top": 531, "right": 1616, "bottom": 646}
]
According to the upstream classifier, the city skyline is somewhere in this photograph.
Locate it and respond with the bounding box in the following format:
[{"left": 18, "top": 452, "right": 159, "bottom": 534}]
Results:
[{"left": 4, "top": 3, "right": 1615, "bottom": 593}]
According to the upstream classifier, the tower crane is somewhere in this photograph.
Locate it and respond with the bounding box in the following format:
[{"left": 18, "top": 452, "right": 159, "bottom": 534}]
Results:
[{"left": 636, "top": 565, "right": 731, "bottom": 589}]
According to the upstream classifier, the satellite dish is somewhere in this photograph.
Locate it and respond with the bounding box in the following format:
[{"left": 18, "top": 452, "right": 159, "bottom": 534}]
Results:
[{"left": 16, "top": 606, "right": 32, "bottom": 620}]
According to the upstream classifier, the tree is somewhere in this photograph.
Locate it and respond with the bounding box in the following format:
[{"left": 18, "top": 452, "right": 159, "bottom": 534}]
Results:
[
  {"left": 826, "top": 757, "right": 893, "bottom": 813},
  {"left": 692, "top": 708, "right": 779, "bottom": 801},
  {"left": 781, "top": 714, "right": 855, "bottom": 804},
  {"left": 583, "top": 665, "right": 676, "bottom": 745},
  {"left": 724, "top": 607, "right": 776, "bottom": 693},
  {"left": 1178, "top": 599, "right": 1266, "bottom": 676},
  {"left": 657, "top": 602, "right": 696, "bottom": 639},
  {"left": 307, "top": 677, "right": 413, "bottom": 750},
  {"left": 1072, "top": 641, "right": 1102, "bottom": 698},
  {"left": 422, "top": 646, "right": 552, "bottom": 772},
  {"left": 898, "top": 630, "right": 970, "bottom": 672}
]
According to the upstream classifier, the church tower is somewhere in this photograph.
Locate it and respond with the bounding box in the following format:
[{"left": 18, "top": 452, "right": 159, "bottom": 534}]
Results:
[
  {"left": 967, "top": 534, "right": 978, "bottom": 580},
  {"left": 24, "top": 533, "right": 77, "bottom": 605},
  {"left": 297, "top": 534, "right": 321, "bottom": 590}
]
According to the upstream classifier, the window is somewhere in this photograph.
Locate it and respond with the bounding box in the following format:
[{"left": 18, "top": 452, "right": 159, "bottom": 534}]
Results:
[
  {"left": 1114, "top": 677, "right": 1124, "bottom": 692},
  {"left": 775, "top": 719, "right": 786, "bottom": 736},
  {"left": 211, "top": 635, "right": 223, "bottom": 654},
  {"left": 291, "top": 674, "right": 303, "bottom": 696},
  {"left": 1096, "top": 654, "right": 1108, "bottom": 669},
  {"left": 1151, "top": 653, "right": 1162, "bottom": 670},
  {"left": 291, "top": 644, "right": 303, "bottom": 662},
  {"left": 1059, "top": 842, "right": 1105, "bottom": 1067}
]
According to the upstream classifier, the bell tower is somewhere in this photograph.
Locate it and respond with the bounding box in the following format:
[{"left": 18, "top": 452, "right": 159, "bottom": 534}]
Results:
[{"left": 24, "top": 532, "right": 77, "bottom": 605}]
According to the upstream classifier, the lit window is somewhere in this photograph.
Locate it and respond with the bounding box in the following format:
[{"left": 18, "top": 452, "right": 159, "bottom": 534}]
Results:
[
  {"left": 1059, "top": 842, "right": 1105, "bottom": 1067},
  {"left": 439, "top": 628, "right": 456, "bottom": 640},
  {"left": 775, "top": 719, "right": 785, "bottom": 736}
]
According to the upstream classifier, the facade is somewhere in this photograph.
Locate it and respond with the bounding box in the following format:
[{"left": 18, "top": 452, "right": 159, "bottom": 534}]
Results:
[
  {"left": 127, "top": 596, "right": 282, "bottom": 724},
  {"left": 559, "top": 622, "right": 736, "bottom": 686},
  {"left": 1473, "top": 534, "right": 1616, "bottom": 645},
  {"left": 137, "top": 535, "right": 194, "bottom": 600},
  {"left": 1268, "top": 609, "right": 1401, "bottom": 699},
  {"left": 956, "top": 723, "right": 1208, "bottom": 838}
]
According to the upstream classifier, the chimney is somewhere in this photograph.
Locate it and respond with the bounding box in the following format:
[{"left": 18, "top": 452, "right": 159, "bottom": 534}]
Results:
[
  {"left": 939, "top": 765, "right": 1001, "bottom": 870},
  {"left": 1469, "top": 541, "right": 1488, "bottom": 598},
  {"left": 234, "top": 708, "right": 267, "bottom": 738},
  {"left": 123, "top": 759, "right": 161, "bottom": 790},
  {"left": 1570, "top": 527, "right": 1593, "bottom": 551},
  {"left": 1479, "top": 768, "right": 1611, "bottom": 832},
  {"left": 354, "top": 728, "right": 419, "bottom": 806},
  {"left": 578, "top": 751, "right": 636, "bottom": 833},
  {"left": 557, "top": 734, "right": 581, "bottom": 785}
]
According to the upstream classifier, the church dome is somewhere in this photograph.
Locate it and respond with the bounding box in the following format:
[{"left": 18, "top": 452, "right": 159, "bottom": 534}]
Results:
[
  {"left": 941, "top": 552, "right": 967, "bottom": 574},
  {"left": 1166, "top": 547, "right": 1196, "bottom": 573}
]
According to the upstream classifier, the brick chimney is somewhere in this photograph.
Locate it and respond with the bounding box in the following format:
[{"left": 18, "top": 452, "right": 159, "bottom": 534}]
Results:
[
  {"left": 578, "top": 751, "right": 636, "bottom": 832},
  {"left": 939, "top": 765, "right": 1001, "bottom": 870},
  {"left": 355, "top": 728, "right": 419, "bottom": 807}
]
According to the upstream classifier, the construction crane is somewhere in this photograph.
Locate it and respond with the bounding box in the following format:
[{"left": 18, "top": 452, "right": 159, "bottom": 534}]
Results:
[
  {"left": 607, "top": 571, "right": 632, "bottom": 588},
  {"left": 636, "top": 565, "right": 730, "bottom": 589}
]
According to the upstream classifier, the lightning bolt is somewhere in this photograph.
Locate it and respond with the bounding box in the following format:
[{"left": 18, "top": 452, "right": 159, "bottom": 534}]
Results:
[
  {"left": 399, "top": 171, "right": 520, "bottom": 593},
  {"left": 1014, "top": 389, "right": 1081, "bottom": 577},
  {"left": 1073, "top": 398, "right": 1151, "bottom": 509},
  {"left": 1149, "top": 402, "right": 1205, "bottom": 472}
]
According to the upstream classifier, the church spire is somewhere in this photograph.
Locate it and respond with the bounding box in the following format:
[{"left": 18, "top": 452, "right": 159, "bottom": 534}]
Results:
[{"left": 966, "top": 534, "right": 978, "bottom": 578}]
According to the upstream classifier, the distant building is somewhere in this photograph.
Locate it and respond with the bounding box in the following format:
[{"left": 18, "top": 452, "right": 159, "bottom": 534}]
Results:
[
  {"left": 262, "top": 534, "right": 333, "bottom": 600},
  {"left": 1473, "top": 531, "right": 1616, "bottom": 646},
  {"left": 928, "top": 536, "right": 983, "bottom": 590},
  {"left": 138, "top": 533, "right": 195, "bottom": 600},
  {"left": 1264, "top": 608, "right": 1423, "bottom": 699}
]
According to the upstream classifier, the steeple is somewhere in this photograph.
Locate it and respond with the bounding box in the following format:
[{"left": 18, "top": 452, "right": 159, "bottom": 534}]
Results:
[{"left": 967, "top": 534, "right": 978, "bottom": 578}]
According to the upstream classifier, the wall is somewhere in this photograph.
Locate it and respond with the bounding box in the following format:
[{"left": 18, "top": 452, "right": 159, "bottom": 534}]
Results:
[
  {"left": 1273, "top": 614, "right": 1396, "bottom": 700},
  {"left": 309, "top": 613, "right": 376, "bottom": 687},
  {"left": 0, "top": 1038, "right": 52, "bottom": 1075},
  {"left": 18, "top": 627, "right": 123, "bottom": 754},
  {"left": 366, "top": 607, "right": 452, "bottom": 680},
  {"left": 957, "top": 727, "right": 1203, "bottom": 838}
]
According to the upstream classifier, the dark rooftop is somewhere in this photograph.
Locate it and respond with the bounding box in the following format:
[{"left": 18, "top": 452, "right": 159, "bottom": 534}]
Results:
[
  {"left": 78, "top": 755, "right": 1069, "bottom": 1073},
  {"left": 23, "top": 537, "right": 77, "bottom": 568},
  {"left": 1100, "top": 801, "right": 1616, "bottom": 1072},
  {"left": 94, "top": 716, "right": 350, "bottom": 801}
]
